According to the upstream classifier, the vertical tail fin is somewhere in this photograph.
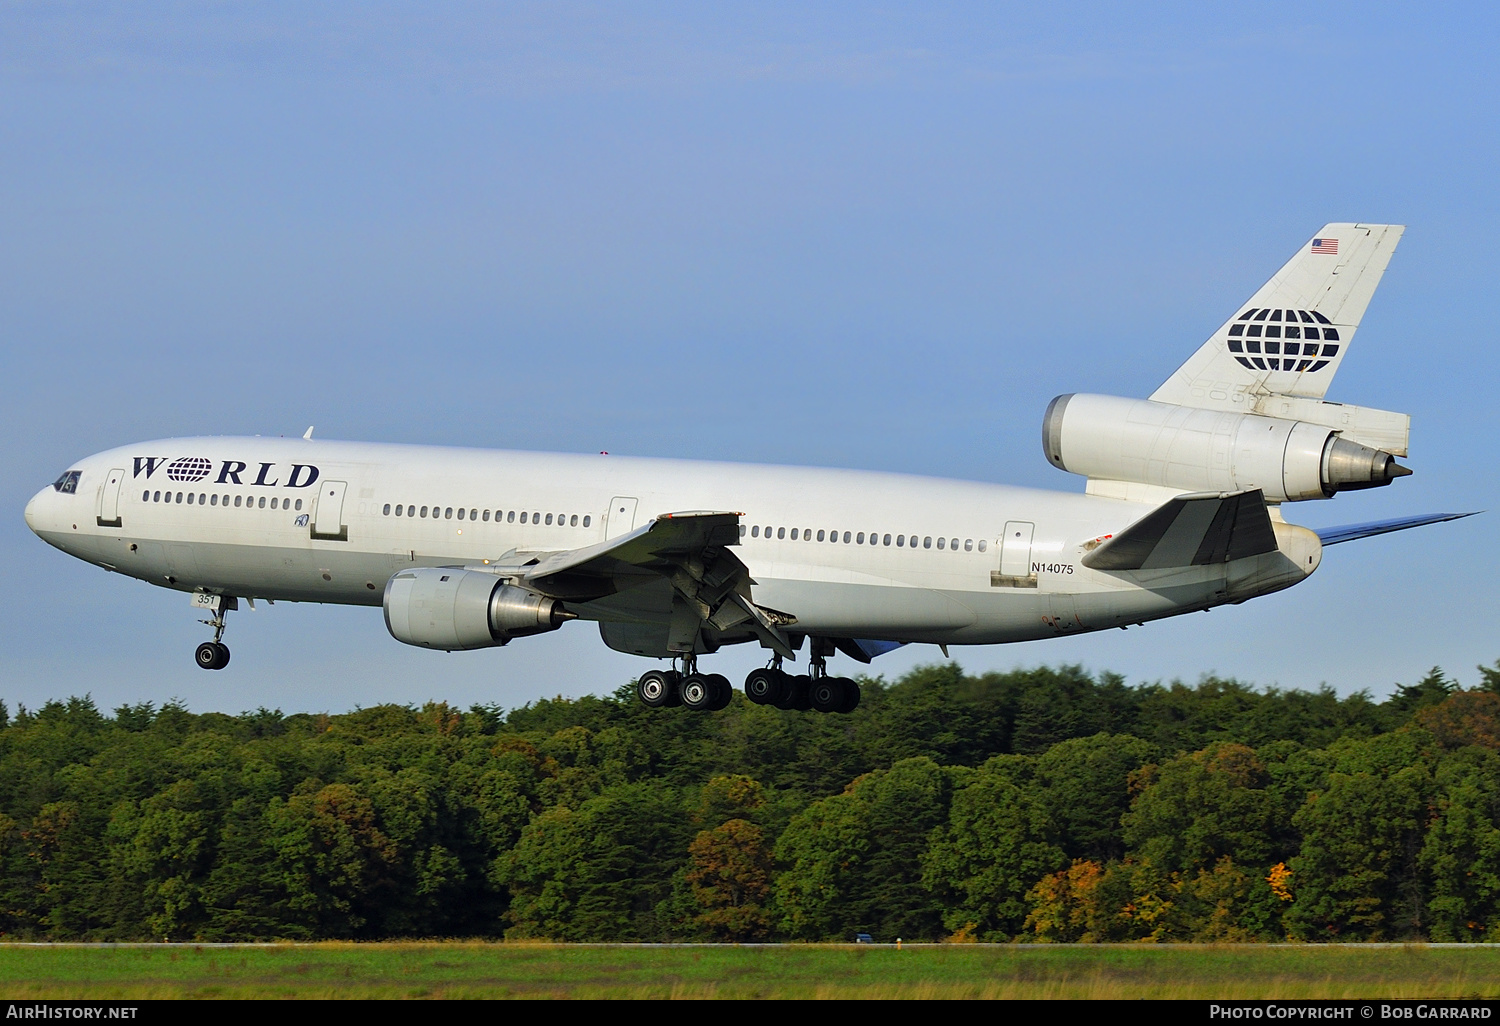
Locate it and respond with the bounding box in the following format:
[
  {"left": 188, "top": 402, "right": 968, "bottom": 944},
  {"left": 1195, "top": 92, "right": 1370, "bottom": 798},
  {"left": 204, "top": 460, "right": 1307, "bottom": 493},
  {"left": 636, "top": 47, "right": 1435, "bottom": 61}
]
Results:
[{"left": 1151, "top": 223, "right": 1404, "bottom": 410}]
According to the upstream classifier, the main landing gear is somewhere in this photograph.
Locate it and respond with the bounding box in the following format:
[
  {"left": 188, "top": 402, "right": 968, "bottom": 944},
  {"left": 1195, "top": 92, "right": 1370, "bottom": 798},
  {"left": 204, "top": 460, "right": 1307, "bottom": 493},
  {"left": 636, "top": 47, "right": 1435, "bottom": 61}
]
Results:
[
  {"left": 194, "top": 597, "right": 233, "bottom": 670},
  {"left": 637, "top": 656, "right": 733, "bottom": 712},
  {"left": 744, "top": 651, "right": 860, "bottom": 714},
  {"left": 636, "top": 647, "right": 861, "bottom": 714}
]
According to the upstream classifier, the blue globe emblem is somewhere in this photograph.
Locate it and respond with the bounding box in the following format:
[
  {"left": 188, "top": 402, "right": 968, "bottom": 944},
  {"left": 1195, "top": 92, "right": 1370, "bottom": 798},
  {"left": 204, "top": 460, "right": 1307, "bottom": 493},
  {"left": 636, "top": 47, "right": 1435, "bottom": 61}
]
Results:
[
  {"left": 1226, "top": 307, "right": 1341, "bottom": 373},
  {"left": 166, "top": 457, "right": 213, "bottom": 483}
]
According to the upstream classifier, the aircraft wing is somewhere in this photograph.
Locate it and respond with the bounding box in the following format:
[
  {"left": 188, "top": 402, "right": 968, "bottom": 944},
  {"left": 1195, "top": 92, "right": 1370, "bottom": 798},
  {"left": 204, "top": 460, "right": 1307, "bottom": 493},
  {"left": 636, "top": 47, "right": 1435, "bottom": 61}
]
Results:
[
  {"left": 1082, "top": 489, "right": 1279, "bottom": 571},
  {"left": 1313, "top": 511, "right": 1477, "bottom": 547},
  {"left": 521, "top": 511, "right": 796, "bottom": 658}
]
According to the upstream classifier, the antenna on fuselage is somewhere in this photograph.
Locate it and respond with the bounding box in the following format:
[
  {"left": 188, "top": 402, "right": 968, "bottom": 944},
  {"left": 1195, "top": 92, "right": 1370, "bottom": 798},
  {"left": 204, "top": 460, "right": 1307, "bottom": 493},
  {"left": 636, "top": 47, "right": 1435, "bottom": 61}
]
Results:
[{"left": 303, "top": 426, "right": 314, "bottom": 440}]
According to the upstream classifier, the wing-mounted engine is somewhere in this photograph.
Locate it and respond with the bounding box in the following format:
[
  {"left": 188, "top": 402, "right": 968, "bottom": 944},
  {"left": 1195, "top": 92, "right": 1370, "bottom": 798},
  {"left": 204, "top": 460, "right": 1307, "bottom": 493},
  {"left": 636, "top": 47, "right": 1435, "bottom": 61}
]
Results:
[
  {"left": 1042, "top": 393, "right": 1411, "bottom": 503},
  {"left": 383, "top": 568, "right": 576, "bottom": 650}
]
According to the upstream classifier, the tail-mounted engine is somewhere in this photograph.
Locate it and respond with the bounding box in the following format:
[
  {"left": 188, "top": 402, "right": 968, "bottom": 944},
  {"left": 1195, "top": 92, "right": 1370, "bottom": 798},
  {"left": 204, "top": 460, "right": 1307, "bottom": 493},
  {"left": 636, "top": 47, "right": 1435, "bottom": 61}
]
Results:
[
  {"left": 383, "top": 568, "right": 576, "bottom": 650},
  {"left": 1043, "top": 393, "right": 1411, "bottom": 503}
]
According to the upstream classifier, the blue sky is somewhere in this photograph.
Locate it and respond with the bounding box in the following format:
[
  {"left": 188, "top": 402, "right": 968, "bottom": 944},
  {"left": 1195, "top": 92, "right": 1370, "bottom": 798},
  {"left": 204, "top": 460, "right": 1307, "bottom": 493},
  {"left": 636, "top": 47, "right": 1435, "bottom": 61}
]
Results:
[{"left": 2, "top": 3, "right": 1496, "bottom": 714}]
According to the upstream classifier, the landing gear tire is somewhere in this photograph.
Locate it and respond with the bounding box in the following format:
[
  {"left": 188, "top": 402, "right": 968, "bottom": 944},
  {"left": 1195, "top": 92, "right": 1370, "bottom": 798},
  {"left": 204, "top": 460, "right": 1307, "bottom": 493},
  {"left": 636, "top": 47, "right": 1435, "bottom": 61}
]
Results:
[
  {"left": 786, "top": 675, "right": 813, "bottom": 711},
  {"left": 195, "top": 641, "right": 229, "bottom": 671},
  {"left": 706, "top": 673, "right": 733, "bottom": 711},
  {"left": 837, "top": 677, "right": 861, "bottom": 713},
  {"left": 637, "top": 669, "right": 679, "bottom": 708},
  {"left": 744, "top": 668, "right": 788, "bottom": 706},
  {"left": 810, "top": 676, "right": 847, "bottom": 713},
  {"left": 680, "top": 673, "right": 716, "bottom": 712}
]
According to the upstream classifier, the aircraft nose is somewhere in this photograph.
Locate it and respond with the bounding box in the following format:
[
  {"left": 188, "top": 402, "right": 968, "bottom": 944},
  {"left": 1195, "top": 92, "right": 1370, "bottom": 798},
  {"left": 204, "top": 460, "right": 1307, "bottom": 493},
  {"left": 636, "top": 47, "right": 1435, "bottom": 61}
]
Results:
[{"left": 24, "top": 488, "right": 48, "bottom": 536}]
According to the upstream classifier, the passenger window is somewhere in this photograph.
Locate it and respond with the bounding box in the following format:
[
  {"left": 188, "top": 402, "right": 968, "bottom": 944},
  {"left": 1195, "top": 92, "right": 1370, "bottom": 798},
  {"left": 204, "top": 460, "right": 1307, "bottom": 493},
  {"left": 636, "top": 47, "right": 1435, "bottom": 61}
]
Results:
[
  {"left": 951, "top": 538, "right": 959, "bottom": 550},
  {"left": 570, "top": 515, "right": 578, "bottom": 526},
  {"left": 458, "top": 508, "right": 466, "bottom": 520},
  {"left": 209, "top": 494, "right": 217, "bottom": 506},
  {"left": 817, "top": 530, "right": 825, "bottom": 542},
  {"left": 521, "top": 512, "right": 528, "bottom": 523},
  {"left": 964, "top": 539, "right": 973, "bottom": 551},
  {"left": 937, "top": 537, "right": 945, "bottom": 549},
  {"left": 188, "top": 493, "right": 195, "bottom": 505},
  {"left": 383, "top": 503, "right": 391, "bottom": 515},
  {"left": 856, "top": 532, "right": 865, "bottom": 544},
  {"left": 791, "top": 528, "right": 799, "bottom": 540},
  {"left": 545, "top": 513, "right": 553, "bottom": 525},
  {"left": 445, "top": 507, "right": 453, "bottom": 519},
  {"left": 232, "top": 495, "right": 239, "bottom": 507},
  {"left": 924, "top": 536, "right": 932, "bottom": 549},
  {"left": 883, "top": 534, "right": 892, "bottom": 546},
  {"left": 805, "top": 528, "right": 812, "bottom": 541},
  {"left": 472, "top": 509, "right": 479, "bottom": 521},
  {"left": 508, "top": 511, "right": 515, "bottom": 523},
  {"left": 270, "top": 498, "right": 277, "bottom": 509},
  {"left": 843, "top": 531, "right": 851, "bottom": 543},
  {"left": 978, "top": 539, "right": 986, "bottom": 552},
  {"left": 752, "top": 525, "right": 760, "bottom": 538},
  {"left": 257, "top": 497, "right": 265, "bottom": 508},
  {"left": 897, "top": 535, "right": 905, "bottom": 547},
  {"left": 395, "top": 504, "right": 403, "bottom": 516},
  {"left": 583, "top": 515, "right": 591, "bottom": 527},
  {"left": 421, "top": 506, "right": 428, "bottom": 517},
  {"left": 739, "top": 524, "right": 746, "bottom": 537},
  {"left": 777, "top": 527, "right": 785, "bottom": 539}
]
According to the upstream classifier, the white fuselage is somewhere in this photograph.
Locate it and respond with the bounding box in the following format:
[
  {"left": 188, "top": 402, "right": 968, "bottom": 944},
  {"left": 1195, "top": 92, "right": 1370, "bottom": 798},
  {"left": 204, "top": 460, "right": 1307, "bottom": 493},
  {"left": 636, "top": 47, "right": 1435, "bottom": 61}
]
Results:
[{"left": 24, "top": 436, "right": 1318, "bottom": 653}]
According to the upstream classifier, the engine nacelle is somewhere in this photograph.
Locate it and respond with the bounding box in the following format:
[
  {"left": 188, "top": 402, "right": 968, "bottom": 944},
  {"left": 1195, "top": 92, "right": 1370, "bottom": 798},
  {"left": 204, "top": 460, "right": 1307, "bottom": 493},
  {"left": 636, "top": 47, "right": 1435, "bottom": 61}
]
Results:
[
  {"left": 383, "top": 568, "right": 575, "bottom": 650},
  {"left": 1042, "top": 394, "right": 1410, "bottom": 503}
]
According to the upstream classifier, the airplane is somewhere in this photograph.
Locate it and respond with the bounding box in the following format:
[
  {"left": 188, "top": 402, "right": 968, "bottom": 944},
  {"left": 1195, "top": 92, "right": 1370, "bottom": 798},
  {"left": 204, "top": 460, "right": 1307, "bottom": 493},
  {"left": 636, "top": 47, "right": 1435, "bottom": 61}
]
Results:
[{"left": 24, "top": 223, "right": 1472, "bottom": 714}]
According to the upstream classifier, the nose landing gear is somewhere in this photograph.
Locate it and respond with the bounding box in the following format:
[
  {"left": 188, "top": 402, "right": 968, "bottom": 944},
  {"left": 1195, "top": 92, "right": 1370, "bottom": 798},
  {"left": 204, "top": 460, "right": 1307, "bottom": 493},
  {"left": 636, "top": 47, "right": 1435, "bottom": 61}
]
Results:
[{"left": 193, "top": 594, "right": 236, "bottom": 670}]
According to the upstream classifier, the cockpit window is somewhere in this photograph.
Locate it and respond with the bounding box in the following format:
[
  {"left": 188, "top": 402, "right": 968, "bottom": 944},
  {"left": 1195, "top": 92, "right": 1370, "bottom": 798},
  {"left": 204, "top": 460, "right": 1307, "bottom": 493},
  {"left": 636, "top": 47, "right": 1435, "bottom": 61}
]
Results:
[{"left": 53, "top": 471, "right": 80, "bottom": 494}]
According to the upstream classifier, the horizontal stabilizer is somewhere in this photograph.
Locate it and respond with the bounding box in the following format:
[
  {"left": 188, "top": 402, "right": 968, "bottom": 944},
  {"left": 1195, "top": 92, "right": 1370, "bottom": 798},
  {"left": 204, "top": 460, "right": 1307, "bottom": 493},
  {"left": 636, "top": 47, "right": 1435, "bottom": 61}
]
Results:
[
  {"left": 1314, "top": 511, "right": 1478, "bottom": 547},
  {"left": 1082, "top": 489, "right": 1278, "bottom": 571}
]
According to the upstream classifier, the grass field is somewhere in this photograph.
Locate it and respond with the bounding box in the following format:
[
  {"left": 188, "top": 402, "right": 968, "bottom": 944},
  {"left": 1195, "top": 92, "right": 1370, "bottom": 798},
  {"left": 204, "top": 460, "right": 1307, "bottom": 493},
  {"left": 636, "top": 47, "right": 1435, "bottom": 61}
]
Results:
[{"left": 0, "top": 942, "right": 1498, "bottom": 999}]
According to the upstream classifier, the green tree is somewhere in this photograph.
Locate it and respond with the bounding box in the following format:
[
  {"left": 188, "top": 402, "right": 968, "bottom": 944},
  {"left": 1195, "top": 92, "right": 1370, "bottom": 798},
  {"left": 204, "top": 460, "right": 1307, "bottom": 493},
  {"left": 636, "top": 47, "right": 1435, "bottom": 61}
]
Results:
[
  {"left": 501, "top": 782, "right": 688, "bottom": 941},
  {"left": 774, "top": 757, "right": 956, "bottom": 941},
  {"left": 1036, "top": 733, "right": 1153, "bottom": 862},
  {"left": 922, "top": 756, "right": 1065, "bottom": 939},
  {"left": 1286, "top": 731, "right": 1437, "bottom": 940},
  {"left": 1122, "top": 742, "right": 1277, "bottom": 874},
  {"left": 1420, "top": 747, "right": 1500, "bottom": 941}
]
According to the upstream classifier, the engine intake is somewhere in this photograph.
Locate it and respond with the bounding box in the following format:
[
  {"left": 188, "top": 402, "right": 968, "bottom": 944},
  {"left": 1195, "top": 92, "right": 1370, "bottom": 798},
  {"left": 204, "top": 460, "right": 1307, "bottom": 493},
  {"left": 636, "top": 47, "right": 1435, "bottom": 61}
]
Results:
[
  {"left": 383, "top": 568, "right": 576, "bottom": 650},
  {"left": 1043, "top": 393, "right": 1410, "bottom": 502}
]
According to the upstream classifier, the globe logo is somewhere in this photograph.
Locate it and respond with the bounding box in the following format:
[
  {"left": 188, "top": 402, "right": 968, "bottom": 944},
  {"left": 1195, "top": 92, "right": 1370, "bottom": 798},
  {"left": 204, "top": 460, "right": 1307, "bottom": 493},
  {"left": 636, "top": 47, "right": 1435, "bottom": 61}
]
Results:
[
  {"left": 1225, "top": 307, "right": 1341, "bottom": 374},
  {"left": 166, "top": 457, "right": 213, "bottom": 483}
]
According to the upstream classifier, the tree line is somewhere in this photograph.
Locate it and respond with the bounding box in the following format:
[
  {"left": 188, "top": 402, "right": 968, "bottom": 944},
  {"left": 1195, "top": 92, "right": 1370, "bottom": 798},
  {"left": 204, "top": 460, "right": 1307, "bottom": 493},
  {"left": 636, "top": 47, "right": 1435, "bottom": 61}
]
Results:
[{"left": 1, "top": 659, "right": 1498, "bottom": 942}]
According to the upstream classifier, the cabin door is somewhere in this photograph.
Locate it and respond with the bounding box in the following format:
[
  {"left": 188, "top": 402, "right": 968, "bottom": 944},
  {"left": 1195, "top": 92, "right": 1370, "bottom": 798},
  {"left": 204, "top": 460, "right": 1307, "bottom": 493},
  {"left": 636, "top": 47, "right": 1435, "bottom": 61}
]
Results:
[
  {"left": 605, "top": 496, "right": 639, "bottom": 540},
  {"left": 312, "top": 480, "right": 349, "bottom": 540},
  {"left": 97, "top": 468, "right": 124, "bottom": 527}
]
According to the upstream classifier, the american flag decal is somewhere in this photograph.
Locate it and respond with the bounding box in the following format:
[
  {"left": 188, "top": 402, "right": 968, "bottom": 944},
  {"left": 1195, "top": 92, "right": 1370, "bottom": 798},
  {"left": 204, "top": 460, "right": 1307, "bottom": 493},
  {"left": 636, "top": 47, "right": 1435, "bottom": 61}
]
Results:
[{"left": 1311, "top": 238, "right": 1338, "bottom": 255}]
